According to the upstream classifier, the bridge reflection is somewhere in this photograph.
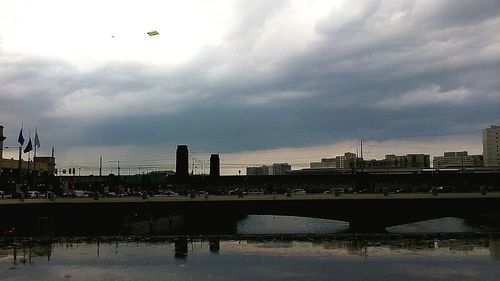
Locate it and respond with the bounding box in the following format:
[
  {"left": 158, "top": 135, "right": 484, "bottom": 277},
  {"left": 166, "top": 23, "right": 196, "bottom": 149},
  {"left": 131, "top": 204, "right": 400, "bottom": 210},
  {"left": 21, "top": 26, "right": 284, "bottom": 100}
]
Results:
[{"left": 1, "top": 237, "right": 499, "bottom": 262}]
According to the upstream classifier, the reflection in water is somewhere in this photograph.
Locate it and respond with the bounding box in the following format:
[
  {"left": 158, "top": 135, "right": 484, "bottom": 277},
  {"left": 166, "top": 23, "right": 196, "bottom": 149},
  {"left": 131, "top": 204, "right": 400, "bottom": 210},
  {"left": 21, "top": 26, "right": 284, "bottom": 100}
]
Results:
[
  {"left": 3, "top": 213, "right": 500, "bottom": 236},
  {"left": 237, "top": 215, "right": 349, "bottom": 234},
  {"left": 387, "top": 217, "right": 474, "bottom": 233},
  {"left": 0, "top": 237, "right": 498, "bottom": 281},
  {"left": 209, "top": 239, "right": 220, "bottom": 254},
  {"left": 174, "top": 238, "right": 188, "bottom": 259},
  {"left": 236, "top": 215, "right": 499, "bottom": 235},
  {"left": 491, "top": 240, "right": 500, "bottom": 260}
]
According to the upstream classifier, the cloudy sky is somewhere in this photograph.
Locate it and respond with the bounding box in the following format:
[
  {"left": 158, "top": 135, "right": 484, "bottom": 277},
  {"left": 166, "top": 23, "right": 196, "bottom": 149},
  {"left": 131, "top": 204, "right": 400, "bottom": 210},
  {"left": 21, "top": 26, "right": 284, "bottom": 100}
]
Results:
[{"left": 1, "top": 0, "right": 499, "bottom": 175}]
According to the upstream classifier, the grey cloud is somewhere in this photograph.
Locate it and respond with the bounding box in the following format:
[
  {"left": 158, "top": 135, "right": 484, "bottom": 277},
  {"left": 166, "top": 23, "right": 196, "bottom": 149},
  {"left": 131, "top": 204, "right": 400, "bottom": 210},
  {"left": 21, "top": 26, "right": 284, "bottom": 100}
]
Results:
[
  {"left": 1, "top": 0, "right": 499, "bottom": 156},
  {"left": 315, "top": 0, "right": 383, "bottom": 35},
  {"left": 421, "top": 0, "right": 500, "bottom": 28}
]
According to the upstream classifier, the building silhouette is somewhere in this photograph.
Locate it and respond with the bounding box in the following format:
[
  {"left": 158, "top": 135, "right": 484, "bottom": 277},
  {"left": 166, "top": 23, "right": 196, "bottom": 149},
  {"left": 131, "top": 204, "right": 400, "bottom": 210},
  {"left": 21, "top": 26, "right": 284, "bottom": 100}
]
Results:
[
  {"left": 176, "top": 145, "right": 189, "bottom": 176},
  {"left": 483, "top": 125, "right": 500, "bottom": 167},
  {"left": 309, "top": 152, "right": 430, "bottom": 171},
  {"left": 433, "top": 151, "right": 483, "bottom": 168},
  {"left": 210, "top": 154, "right": 220, "bottom": 177},
  {"left": 246, "top": 163, "right": 291, "bottom": 175}
]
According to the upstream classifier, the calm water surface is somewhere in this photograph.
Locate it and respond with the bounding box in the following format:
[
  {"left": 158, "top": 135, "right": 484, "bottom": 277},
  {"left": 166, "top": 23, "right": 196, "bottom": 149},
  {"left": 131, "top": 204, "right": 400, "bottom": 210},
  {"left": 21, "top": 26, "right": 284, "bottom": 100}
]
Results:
[{"left": 0, "top": 237, "right": 499, "bottom": 281}]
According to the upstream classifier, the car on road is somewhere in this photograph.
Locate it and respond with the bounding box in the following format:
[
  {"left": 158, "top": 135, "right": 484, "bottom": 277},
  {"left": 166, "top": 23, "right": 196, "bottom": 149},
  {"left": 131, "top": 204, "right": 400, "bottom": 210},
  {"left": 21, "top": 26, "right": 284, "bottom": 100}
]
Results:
[{"left": 289, "top": 189, "right": 306, "bottom": 195}]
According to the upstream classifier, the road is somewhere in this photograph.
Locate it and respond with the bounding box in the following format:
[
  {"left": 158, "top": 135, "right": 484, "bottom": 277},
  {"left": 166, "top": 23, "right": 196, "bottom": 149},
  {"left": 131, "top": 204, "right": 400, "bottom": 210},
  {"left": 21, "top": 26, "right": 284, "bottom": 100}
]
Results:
[{"left": 1, "top": 192, "right": 499, "bottom": 205}]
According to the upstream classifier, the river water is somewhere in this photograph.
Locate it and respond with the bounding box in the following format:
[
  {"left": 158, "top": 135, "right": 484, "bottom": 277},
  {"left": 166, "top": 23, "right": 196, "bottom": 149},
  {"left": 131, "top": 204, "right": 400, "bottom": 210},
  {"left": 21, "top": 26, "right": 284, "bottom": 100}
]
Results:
[
  {"left": 236, "top": 215, "right": 499, "bottom": 234},
  {"left": 1, "top": 215, "right": 499, "bottom": 280}
]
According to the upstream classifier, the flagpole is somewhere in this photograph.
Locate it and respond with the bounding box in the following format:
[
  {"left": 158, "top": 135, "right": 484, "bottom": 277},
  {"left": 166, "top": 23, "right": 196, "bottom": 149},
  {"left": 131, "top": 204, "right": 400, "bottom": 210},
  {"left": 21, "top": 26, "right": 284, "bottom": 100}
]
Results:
[
  {"left": 34, "top": 144, "right": 36, "bottom": 173},
  {"left": 18, "top": 146, "right": 22, "bottom": 175},
  {"left": 34, "top": 127, "right": 38, "bottom": 173},
  {"left": 27, "top": 130, "right": 31, "bottom": 172},
  {"left": 18, "top": 123, "right": 23, "bottom": 184}
]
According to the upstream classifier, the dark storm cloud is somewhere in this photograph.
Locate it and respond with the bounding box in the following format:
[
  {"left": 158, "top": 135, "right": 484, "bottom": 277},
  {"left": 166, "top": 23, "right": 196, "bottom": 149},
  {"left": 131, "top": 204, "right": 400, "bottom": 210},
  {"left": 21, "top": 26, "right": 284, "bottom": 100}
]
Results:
[{"left": 1, "top": 0, "right": 499, "bottom": 154}]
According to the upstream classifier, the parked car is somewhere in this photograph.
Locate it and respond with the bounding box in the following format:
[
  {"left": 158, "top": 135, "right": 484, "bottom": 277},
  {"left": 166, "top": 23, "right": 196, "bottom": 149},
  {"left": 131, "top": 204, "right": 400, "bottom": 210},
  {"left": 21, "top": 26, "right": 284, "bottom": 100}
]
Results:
[
  {"left": 289, "top": 189, "right": 306, "bottom": 195},
  {"left": 228, "top": 188, "right": 241, "bottom": 195},
  {"left": 46, "top": 191, "right": 57, "bottom": 199},
  {"left": 429, "top": 186, "right": 455, "bottom": 193},
  {"left": 156, "top": 190, "right": 180, "bottom": 197},
  {"left": 196, "top": 191, "right": 208, "bottom": 196},
  {"left": 27, "top": 191, "right": 42, "bottom": 198},
  {"left": 396, "top": 187, "right": 413, "bottom": 193},
  {"left": 0, "top": 191, "right": 13, "bottom": 199},
  {"left": 323, "top": 188, "right": 344, "bottom": 194},
  {"left": 71, "top": 190, "right": 89, "bottom": 197},
  {"left": 247, "top": 189, "right": 265, "bottom": 195},
  {"left": 105, "top": 192, "right": 118, "bottom": 197}
]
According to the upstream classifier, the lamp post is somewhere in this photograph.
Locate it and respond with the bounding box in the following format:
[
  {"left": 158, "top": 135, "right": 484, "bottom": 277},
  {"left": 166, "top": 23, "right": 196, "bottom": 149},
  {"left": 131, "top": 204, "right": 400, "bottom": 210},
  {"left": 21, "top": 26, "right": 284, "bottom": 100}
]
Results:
[{"left": 5, "top": 146, "right": 22, "bottom": 174}]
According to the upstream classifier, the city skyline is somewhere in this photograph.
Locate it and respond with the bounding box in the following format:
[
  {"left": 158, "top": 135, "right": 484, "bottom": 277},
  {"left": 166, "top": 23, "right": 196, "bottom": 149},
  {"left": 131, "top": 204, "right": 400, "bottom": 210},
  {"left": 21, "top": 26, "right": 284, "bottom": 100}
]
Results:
[
  {"left": 0, "top": 123, "right": 491, "bottom": 176},
  {"left": 1, "top": 0, "right": 499, "bottom": 175}
]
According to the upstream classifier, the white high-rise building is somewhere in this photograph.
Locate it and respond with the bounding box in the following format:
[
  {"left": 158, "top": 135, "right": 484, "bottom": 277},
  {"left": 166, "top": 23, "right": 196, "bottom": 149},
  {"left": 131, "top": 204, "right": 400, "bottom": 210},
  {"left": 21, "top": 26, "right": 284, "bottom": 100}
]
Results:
[{"left": 483, "top": 125, "right": 500, "bottom": 167}]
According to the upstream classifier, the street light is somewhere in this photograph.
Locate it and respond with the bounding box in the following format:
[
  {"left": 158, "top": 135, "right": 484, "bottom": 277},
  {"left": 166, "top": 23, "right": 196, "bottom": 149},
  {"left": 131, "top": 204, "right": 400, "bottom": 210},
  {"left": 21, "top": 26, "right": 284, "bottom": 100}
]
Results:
[
  {"left": 4, "top": 146, "right": 22, "bottom": 173},
  {"left": 109, "top": 160, "right": 120, "bottom": 176}
]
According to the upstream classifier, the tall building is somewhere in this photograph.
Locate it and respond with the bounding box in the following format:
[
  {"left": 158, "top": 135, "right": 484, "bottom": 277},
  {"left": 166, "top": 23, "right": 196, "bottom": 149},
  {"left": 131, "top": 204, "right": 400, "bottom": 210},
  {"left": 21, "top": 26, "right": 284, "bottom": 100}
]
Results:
[
  {"left": 272, "top": 163, "right": 291, "bottom": 175},
  {"left": 176, "top": 145, "right": 189, "bottom": 176},
  {"left": 246, "top": 165, "right": 273, "bottom": 175},
  {"left": 209, "top": 154, "right": 220, "bottom": 176},
  {"left": 406, "top": 154, "right": 430, "bottom": 168},
  {"left": 483, "top": 125, "right": 500, "bottom": 167}
]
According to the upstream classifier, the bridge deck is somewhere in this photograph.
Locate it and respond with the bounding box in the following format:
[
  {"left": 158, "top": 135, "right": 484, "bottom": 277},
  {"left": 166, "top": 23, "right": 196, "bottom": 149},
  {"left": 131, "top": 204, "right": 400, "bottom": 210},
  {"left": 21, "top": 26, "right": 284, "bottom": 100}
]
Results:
[{"left": 1, "top": 193, "right": 500, "bottom": 235}]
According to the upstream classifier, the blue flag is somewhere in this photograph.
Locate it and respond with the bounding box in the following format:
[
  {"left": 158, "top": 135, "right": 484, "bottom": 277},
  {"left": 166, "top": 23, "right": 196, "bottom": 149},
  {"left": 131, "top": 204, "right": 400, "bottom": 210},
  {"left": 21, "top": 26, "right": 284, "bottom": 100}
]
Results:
[{"left": 18, "top": 128, "right": 25, "bottom": 146}]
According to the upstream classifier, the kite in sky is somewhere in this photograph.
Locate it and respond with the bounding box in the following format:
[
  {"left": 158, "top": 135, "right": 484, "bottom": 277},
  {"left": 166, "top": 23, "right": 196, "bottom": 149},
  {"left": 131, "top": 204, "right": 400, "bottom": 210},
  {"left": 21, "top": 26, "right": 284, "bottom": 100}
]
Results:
[{"left": 147, "top": 31, "right": 159, "bottom": 36}]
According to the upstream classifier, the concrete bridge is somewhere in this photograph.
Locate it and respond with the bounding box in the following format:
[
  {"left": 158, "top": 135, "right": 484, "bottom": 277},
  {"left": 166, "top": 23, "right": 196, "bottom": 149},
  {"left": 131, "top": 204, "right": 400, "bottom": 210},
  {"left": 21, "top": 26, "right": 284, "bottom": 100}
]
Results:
[{"left": 1, "top": 193, "right": 499, "bottom": 235}]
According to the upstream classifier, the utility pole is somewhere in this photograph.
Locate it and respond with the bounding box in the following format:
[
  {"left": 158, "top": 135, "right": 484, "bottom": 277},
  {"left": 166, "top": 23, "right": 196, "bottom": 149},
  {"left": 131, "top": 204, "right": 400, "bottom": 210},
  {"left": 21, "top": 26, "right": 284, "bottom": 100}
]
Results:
[
  {"left": 99, "top": 156, "right": 102, "bottom": 176},
  {"left": 461, "top": 153, "right": 464, "bottom": 173},
  {"left": 192, "top": 157, "right": 195, "bottom": 175},
  {"left": 360, "top": 140, "right": 364, "bottom": 172},
  {"left": 360, "top": 140, "right": 363, "bottom": 159}
]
